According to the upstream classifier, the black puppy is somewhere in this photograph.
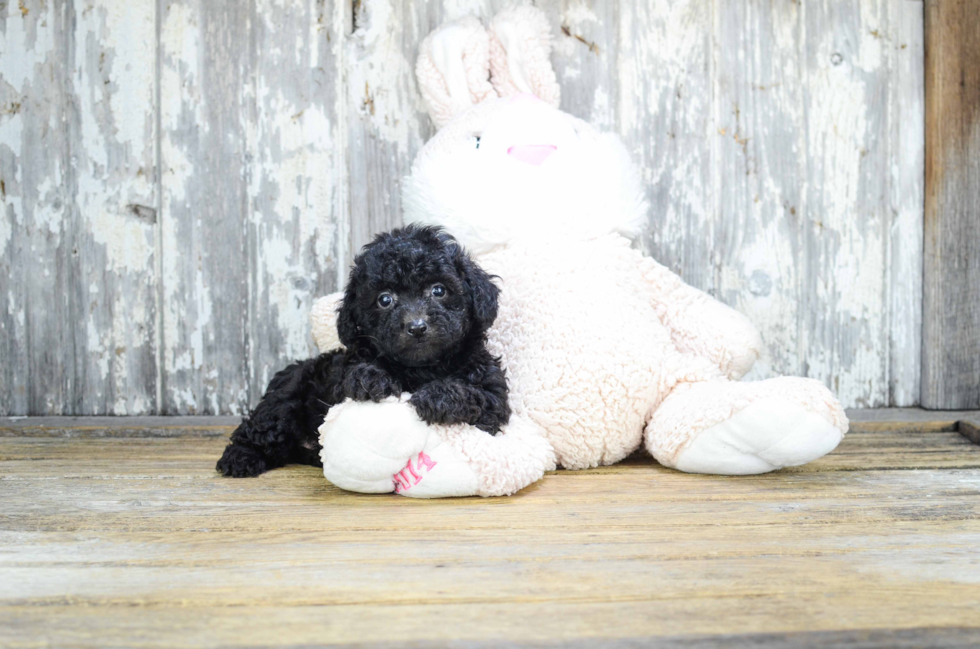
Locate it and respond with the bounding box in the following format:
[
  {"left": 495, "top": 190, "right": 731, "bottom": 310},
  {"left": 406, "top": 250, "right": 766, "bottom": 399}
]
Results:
[{"left": 216, "top": 225, "right": 510, "bottom": 478}]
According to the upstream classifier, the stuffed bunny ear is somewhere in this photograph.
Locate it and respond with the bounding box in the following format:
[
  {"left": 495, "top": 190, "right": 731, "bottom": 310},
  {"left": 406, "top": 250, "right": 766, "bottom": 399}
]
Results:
[
  {"left": 488, "top": 4, "right": 560, "bottom": 108},
  {"left": 416, "top": 15, "right": 497, "bottom": 130}
]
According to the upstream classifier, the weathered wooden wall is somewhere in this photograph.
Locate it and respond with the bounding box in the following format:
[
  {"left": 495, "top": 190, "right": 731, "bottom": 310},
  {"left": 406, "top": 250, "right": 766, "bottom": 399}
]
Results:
[
  {"left": 922, "top": 0, "right": 980, "bottom": 410},
  {"left": 0, "top": 0, "right": 925, "bottom": 414}
]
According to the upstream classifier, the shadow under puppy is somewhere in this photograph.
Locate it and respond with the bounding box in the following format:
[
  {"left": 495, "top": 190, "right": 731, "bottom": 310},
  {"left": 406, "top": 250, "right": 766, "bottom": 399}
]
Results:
[{"left": 216, "top": 225, "right": 510, "bottom": 478}]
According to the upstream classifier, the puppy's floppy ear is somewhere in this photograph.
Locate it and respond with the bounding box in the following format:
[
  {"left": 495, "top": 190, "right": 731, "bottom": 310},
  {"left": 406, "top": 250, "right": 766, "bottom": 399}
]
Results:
[
  {"left": 442, "top": 233, "right": 499, "bottom": 333},
  {"left": 336, "top": 281, "right": 360, "bottom": 348}
]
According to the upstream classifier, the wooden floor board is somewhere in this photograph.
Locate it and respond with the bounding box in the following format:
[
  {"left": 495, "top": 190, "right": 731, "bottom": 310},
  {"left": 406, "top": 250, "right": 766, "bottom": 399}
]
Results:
[{"left": 2, "top": 420, "right": 980, "bottom": 647}]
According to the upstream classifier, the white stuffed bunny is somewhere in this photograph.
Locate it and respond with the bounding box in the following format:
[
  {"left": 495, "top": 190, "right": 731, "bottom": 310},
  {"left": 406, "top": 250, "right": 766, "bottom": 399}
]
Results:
[{"left": 311, "top": 5, "right": 848, "bottom": 498}]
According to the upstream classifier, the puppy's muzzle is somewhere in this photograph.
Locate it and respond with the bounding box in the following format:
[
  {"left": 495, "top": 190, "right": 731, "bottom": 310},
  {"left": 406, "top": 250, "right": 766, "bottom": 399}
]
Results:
[{"left": 406, "top": 319, "right": 428, "bottom": 338}]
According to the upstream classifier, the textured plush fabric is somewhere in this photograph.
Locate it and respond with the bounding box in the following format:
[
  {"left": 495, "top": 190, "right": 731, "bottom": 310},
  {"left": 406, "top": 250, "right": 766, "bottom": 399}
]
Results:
[
  {"left": 488, "top": 4, "right": 561, "bottom": 107},
  {"left": 416, "top": 16, "right": 496, "bottom": 130},
  {"left": 314, "top": 6, "right": 848, "bottom": 498}
]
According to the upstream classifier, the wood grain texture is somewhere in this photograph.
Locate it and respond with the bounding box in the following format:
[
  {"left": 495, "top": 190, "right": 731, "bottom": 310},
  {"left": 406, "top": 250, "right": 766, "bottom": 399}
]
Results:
[
  {"left": 621, "top": 0, "right": 714, "bottom": 293},
  {"left": 888, "top": 2, "right": 925, "bottom": 408},
  {"left": 960, "top": 419, "right": 980, "bottom": 446},
  {"left": 1, "top": 0, "right": 929, "bottom": 413},
  {"left": 0, "top": 0, "right": 75, "bottom": 415},
  {"left": 158, "top": 0, "right": 250, "bottom": 415},
  {"left": 2, "top": 426, "right": 980, "bottom": 646},
  {"left": 922, "top": 0, "right": 980, "bottom": 410},
  {"left": 6, "top": 407, "right": 980, "bottom": 437}
]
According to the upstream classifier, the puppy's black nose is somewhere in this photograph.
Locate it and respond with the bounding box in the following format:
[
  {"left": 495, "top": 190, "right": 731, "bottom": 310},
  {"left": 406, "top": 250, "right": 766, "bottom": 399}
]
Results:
[{"left": 407, "top": 320, "right": 428, "bottom": 338}]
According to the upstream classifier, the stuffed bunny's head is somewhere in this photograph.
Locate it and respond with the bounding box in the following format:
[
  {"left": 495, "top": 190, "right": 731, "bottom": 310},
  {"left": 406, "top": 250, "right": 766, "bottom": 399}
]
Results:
[{"left": 404, "top": 6, "right": 647, "bottom": 254}]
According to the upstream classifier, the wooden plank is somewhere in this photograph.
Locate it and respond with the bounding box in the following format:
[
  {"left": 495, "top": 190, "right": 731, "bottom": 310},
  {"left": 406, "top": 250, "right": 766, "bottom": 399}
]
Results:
[
  {"left": 711, "top": 0, "right": 807, "bottom": 387},
  {"left": 0, "top": 600, "right": 980, "bottom": 649},
  {"left": 0, "top": 417, "right": 236, "bottom": 438},
  {"left": 2, "top": 427, "right": 978, "bottom": 474},
  {"left": 70, "top": 0, "right": 159, "bottom": 414},
  {"left": 0, "top": 0, "right": 74, "bottom": 415},
  {"left": 796, "top": 0, "right": 894, "bottom": 407},
  {"left": 245, "top": 0, "right": 345, "bottom": 401},
  {"left": 4, "top": 521, "right": 979, "bottom": 572},
  {"left": 888, "top": 1, "right": 924, "bottom": 407},
  {"left": 5, "top": 464, "right": 980, "bottom": 522},
  {"left": 1, "top": 1, "right": 160, "bottom": 416},
  {"left": 345, "top": 0, "right": 422, "bottom": 254},
  {"left": 12, "top": 409, "right": 973, "bottom": 438},
  {"left": 540, "top": 0, "right": 619, "bottom": 130},
  {"left": 845, "top": 407, "right": 980, "bottom": 423},
  {"left": 922, "top": 0, "right": 980, "bottom": 409},
  {"left": 1, "top": 606, "right": 979, "bottom": 649},
  {"left": 618, "top": 0, "right": 714, "bottom": 291},
  {"left": 158, "top": 0, "right": 250, "bottom": 415},
  {"left": 960, "top": 419, "right": 980, "bottom": 446},
  {"left": 6, "top": 530, "right": 980, "bottom": 606}
]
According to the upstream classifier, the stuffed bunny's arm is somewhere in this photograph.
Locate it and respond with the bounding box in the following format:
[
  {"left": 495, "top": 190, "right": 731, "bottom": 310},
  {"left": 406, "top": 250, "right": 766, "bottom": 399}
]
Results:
[{"left": 637, "top": 255, "right": 763, "bottom": 380}]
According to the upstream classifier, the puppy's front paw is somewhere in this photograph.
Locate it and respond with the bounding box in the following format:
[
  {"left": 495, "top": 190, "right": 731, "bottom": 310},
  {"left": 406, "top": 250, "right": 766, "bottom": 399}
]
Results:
[
  {"left": 343, "top": 363, "right": 401, "bottom": 402},
  {"left": 409, "top": 380, "right": 482, "bottom": 428},
  {"left": 216, "top": 444, "right": 268, "bottom": 478}
]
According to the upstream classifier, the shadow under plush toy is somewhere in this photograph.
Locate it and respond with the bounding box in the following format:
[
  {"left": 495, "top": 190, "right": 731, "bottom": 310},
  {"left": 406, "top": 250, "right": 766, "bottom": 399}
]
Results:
[{"left": 311, "top": 5, "right": 849, "bottom": 498}]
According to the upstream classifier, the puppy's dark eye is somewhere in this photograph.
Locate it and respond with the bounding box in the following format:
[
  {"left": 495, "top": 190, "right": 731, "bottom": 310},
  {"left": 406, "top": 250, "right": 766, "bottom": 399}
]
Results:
[
  {"left": 377, "top": 293, "right": 394, "bottom": 309},
  {"left": 431, "top": 285, "right": 446, "bottom": 298}
]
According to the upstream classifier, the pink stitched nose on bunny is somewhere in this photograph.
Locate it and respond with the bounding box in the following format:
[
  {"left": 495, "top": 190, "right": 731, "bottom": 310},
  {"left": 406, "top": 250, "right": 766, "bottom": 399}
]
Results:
[{"left": 507, "top": 144, "right": 557, "bottom": 165}]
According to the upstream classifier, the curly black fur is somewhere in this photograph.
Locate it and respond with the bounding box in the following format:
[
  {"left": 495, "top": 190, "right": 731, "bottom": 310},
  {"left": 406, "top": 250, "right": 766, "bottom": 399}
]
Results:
[{"left": 216, "top": 225, "right": 510, "bottom": 478}]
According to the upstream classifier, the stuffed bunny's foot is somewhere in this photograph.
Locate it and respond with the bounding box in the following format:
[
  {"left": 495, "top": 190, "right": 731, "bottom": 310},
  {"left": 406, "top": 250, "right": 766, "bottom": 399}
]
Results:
[
  {"left": 646, "top": 377, "right": 848, "bottom": 475},
  {"left": 320, "top": 397, "right": 556, "bottom": 498}
]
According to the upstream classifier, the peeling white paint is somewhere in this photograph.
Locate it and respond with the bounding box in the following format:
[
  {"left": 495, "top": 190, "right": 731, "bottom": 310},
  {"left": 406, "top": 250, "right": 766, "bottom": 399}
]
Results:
[
  {"left": 0, "top": 199, "right": 11, "bottom": 251},
  {"left": 0, "top": 2, "right": 57, "bottom": 90},
  {"left": 440, "top": 0, "right": 490, "bottom": 21},
  {"left": 591, "top": 86, "right": 612, "bottom": 131},
  {"left": 0, "top": 111, "right": 25, "bottom": 252},
  {"left": 86, "top": 316, "right": 110, "bottom": 384},
  {"left": 243, "top": 0, "right": 344, "bottom": 406},
  {"left": 85, "top": 209, "right": 154, "bottom": 272},
  {"left": 29, "top": 176, "right": 65, "bottom": 236},
  {"left": 8, "top": 290, "right": 24, "bottom": 328},
  {"left": 331, "top": 0, "right": 350, "bottom": 288},
  {"left": 67, "top": 0, "right": 159, "bottom": 414},
  {"left": 169, "top": 387, "right": 198, "bottom": 412},
  {"left": 563, "top": 2, "right": 599, "bottom": 26},
  {"left": 159, "top": 0, "right": 215, "bottom": 413},
  {"left": 348, "top": 0, "right": 421, "bottom": 151}
]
